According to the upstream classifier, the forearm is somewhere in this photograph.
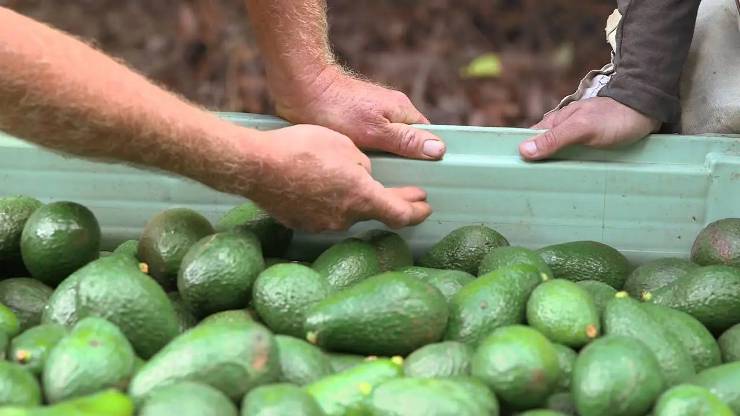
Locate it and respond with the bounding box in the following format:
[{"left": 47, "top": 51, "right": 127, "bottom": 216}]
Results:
[
  {"left": 244, "top": 0, "right": 337, "bottom": 101},
  {"left": 598, "top": 0, "right": 701, "bottom": 124},
  {"left": 0, "top": 8, "right": 265, "bottom": 196}
]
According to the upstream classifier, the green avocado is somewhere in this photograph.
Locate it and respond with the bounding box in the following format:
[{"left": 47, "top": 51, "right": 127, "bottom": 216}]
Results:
[
  {"left": 216, "top": 201, "right": 293, "bottom": 258},
  {"left": 718, "top": 323, "right": 740, "bottom": 363},
  {"left": 545, "top": 392, "right": 577, "bottom": 415},
  {"left": 276, "top": 335, "right": 333, "bottom": 386},
  {"left": 178, "top": 231, "right": 264, "bottom": 318},
  {"left": 0, "top": 278, "right": 53, "bottom": 331},
  {"left": 526, "top": 279, "right": 600, "bottom": 347},
  {"left": 20, "top": 201, "right": 100, "bottom": 286},
  {"left": 604, "top": 293, "right": 695, "bottom": 386},
  {"left": 242, "top": 383, "right": 324, "bottom": 416},
  {"left": 552, "top": 344, "right": 577, "bottom": 392},
  {"left": 572, "top": 335, "right": 665, "bottom": 416},
  {"left": 399, "top": 266, "right": 475, "bottom": 302},
  {"left": 312, "top": 238, "right": 382, "bottom": 290},
  {"left": 0, "top": 302, "right": 20, "bottom": 338},
  {"left": 575, "top": 280, "right": 617, "bottom": 315},
  {"left": 471, "top": 325, "right": 560, "bottom": 410},
  {"left": 129, "top": 318, "right": 280, "bottom": 403},
  {"left": 306, "top": 358, "right": 403, "bottom": 416},
  {"left": 445, "top": 264, "right": 546, "bottom": 345},
  {"left": 537, "top": 241, "right": 630, "bottom": 288},
  {"left": 42, "top": 254, "right": 179, "bottom": 359},
  {"left": 0, "top": 389, "right": 134, "bottom": 416},
  {"left": 367, "top": 376, "right": 500, "bottom": 416},
  {"left": 138, "top": 382, "right": 237, "bottom": 416},
  {"left": 0, "top": 196, "right": 42, "bottom": 275},
  {"left": 137, "top": 208, "right": 214, "bottom": 289},
  {"left": 689, "top": 361, "right": 740, "bottom": 413},
  {"left": 479, "top": 246, "right": 553, "bottom": 278},
  {"left": 654, "top": 384, "right": 734, "bottom": 416},
  {"left": 0, "top": 361, "right": 41, "bottom": 407},
  {"left": 253, "top": 263, "right": 331, "bottom": 338},
  {"left": 690, "top": 218, "right": 740, "bottom": 267},
  {"left": 42, "top": 317, "right": 135, "bottom": 403},
  {"left": 623, "top": 257, "right": 696, "bottom": 298},
  {"left": 113, "top": 239, "right": 139, "bottom": 259},
  {"left": 328, "top": 353, "right": 367, "bottom": 373},
  {"left": 305, "top": 272, "right": 448, "bottom": 356},
  {"left": 9, "top": 323, "right": 66, "bottom": 375},
  {"left": 167, "top": 292, "right": 197, "bottom": 333},
  {"left": 403, "top": 341, "right": 473, "bottom": 378},
  {"left": 419, "top": 225, "right": 509, "bottom": 275},
  {"left": 357, "top": 229, "right": 413, "bottom": 271}
]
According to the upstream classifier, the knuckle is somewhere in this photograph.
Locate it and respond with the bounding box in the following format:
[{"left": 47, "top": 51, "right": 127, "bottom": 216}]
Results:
[
  {"left": 395, "top": 127, "right": 417, "bottom": 153},
  {"left": 538, "top": 129, "right": 560, "bottom": 150}
]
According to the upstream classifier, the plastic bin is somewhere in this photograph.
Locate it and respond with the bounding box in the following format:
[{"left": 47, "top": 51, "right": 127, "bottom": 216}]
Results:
[{"left": 1, "top": 112, "right": 738, "bottom": 264}]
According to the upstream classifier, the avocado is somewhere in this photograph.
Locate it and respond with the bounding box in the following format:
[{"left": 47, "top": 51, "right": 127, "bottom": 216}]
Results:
[
  {"left": 479, "top": 246, "right": 553, "bottom": 278},
  {"left": 691, "top": 218, "right": 740, "bottom": 267},
  {"left": 0, "top": 196, "right": 42, "bottom": 275},
  {"left": 403, "top": 341, "right": 473, "bottom": 378},
  {"left": 276, "top": 335, "right": 333, "bottom": 386},
  {"left": 0, "top": 331, "right": 6, "bottom": 359},
  {"left": 20, "top": 201, "right": 100, "bottom": 286},
  {"left": 129, "top": 318, "right": 280, "bottom": 403},
  {"left": 311, "top": 238, "right": 382, "bottom": 290},
  {"left": 138, "top": 208, "right": 214, "bottom": 289},
  {"left": 649, "top": 265, "right": 740, "bottom": 333},
  {"left": 545, "top": 392, "right": 577, "bottom": 416},
  {"left": 419, "top": 225, "right": 509, "bottom": 275},
  {"left": 138, "top": 381, "right": 238, "bottom": 416},
  {"left": 445, "top": 264, "right": 546, "bottom": 345},
  {"left": 113, "top": 239, "right": 139, "bottom": 259},
  {"left": 242, "top": 383, "right": 324, "bottom": 416},
  {"left": 574, "top": 280, "right": 617, "bottom": 315},
  {"left": 536, "top": 241, "right": 630, "bottom": 288},
  {"left": 0, "top": 302, "right": 20, "bottom": 338},
  {"left": 167, "top": 292, "right": 197, "bottom": 333},
  {"left": 471, "top": 325, "right": 560, "bottom": 409},
  {"left": 253, "top": 263, "right": 331, "bottom": 338},
  {"left": 552, "top": 344, "right": 576, "bottom": 392},
  {"left": 306, "top": 357, "right": 403, "bottom": 416},
  {"left": 367, "top": 376, "right": 500, "bottom": 416},
  {"left": 0, "top": 389, "right": 134, "bottom": 416},
  {"left": 718, "top": 323, "right": 740, "bottom": 362},
  {"left": 9, "top": 323, "right": 66, "bottom": 375},
  {"left": 305, "top": 272, "right": 448, "bottom": 356},
  {"left": 604, "top": 293, "right": 695, "bottom": 385},
  {"left": 0, "top": 361, "right": 41, "bottom": 407},
  {"left": 356, "top": 229, "right": 413, "bottom": 271},
  {"left": 689, "top": 361, "right": 740, "bottom": 413},
  {"left": 623, "top": 257, "right": 696, "bottom": 298},
  {"left": 518, "top": 411, "right": 568, "bottom": 416},
  {"left": 654, "top": 384, "right": 734, "bottom": 416},
  {"left": 526, "top": 279, "right": 600, "bottom": 347},
  {"left": 328, "top": 353, "right": 367, "bottom": 373},
  {"left": 216, "top": 201, "right": 293, "bottom": 258},
  {"left": 43, "top": 317, "right": 135, "bottom": 403},
  {"left": 641, "top": 302, "right": 721, "bottom": 372},
  {"left": 0, "top": 278, "right": 52, "bottom": 331},
  {"left": 198, "top": 308, "right": 254, "bottom": 326},
  {"left": 399, "top": 266, "right": 475, "bottom": 302},
  {"left": 178, "top": 231, "right": 264, "bottom": 318},
  {"left": 42, "top": 254, "right": 179, "bottom": 358},
  {"left": 572, "top": 335, "right": 665, "bottom": 416}
]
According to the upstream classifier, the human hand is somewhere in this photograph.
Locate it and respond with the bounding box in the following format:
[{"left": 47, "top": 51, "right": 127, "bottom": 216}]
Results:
[
  {"left": 247, "top": 124, "right": 432, "bottom": 232},
  {"left": 272, "top": 65, "right": 446, "bottom": 160},
  {"left": 520, "top": 97, "right": 661, "bottom": 160}
]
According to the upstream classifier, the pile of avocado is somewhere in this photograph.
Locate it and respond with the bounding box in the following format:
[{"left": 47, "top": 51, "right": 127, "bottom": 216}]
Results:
[{"left": 0, "top": 195, "right": 739, "bottom": 416}]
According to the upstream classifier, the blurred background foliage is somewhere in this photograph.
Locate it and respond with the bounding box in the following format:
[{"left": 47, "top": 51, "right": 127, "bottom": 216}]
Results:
[{"left": 2, "top": 0, "right": 614, "bottom": 127}]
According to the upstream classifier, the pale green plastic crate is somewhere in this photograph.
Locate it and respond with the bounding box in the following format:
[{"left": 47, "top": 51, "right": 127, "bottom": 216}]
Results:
[{"left": 1, "top": 112, "right": 738, "bottom": 264}]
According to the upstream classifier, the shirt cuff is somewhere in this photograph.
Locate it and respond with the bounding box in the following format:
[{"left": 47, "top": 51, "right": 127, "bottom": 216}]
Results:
[{"left": 598, "top": 73, "right": 681, "bottom": 124}]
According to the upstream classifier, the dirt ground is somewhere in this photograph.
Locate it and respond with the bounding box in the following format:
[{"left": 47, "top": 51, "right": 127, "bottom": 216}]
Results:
[{"left": 2, "top": 0, "right": 614, "bottom": 127}]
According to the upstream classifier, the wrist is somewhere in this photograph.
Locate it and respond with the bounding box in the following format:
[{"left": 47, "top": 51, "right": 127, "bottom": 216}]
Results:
[{"left": 269, "top": 63, "right": 345, "bottom": 112}]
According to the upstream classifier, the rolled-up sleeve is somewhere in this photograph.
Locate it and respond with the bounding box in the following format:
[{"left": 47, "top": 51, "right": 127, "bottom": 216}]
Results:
[{"left": 598, "top": 0, "right": 701, "bottom": 123}]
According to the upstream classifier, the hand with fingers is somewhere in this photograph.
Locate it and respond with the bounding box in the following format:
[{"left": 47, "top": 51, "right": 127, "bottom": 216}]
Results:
[
  {"left": 273, "top": 65, "right": 446, "bottom": 161},
  {"left": 248, "top": 124, "right": 432, "bottom": 232},
  {"left": 520, "top": 97, "right": 661, "bottom": 161}
]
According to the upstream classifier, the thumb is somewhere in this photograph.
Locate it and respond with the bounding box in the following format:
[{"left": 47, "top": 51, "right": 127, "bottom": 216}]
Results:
[
  {"left": 519, "top": 117, "right": 594, "bottom": 160},
  {"left": 359, "top": 184, "right": 432, "bottom": 228},
  {"left": 382, "top": 123, "right": 446, "bottom": 160}
]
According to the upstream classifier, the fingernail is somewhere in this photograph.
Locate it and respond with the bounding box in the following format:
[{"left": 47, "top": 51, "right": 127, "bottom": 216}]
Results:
[
  {"left": 522, "top": 141, "right": 538, "bottom": 157},
  {"left": 423, "top": 140, "right": 445, "bottom": 158}
]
